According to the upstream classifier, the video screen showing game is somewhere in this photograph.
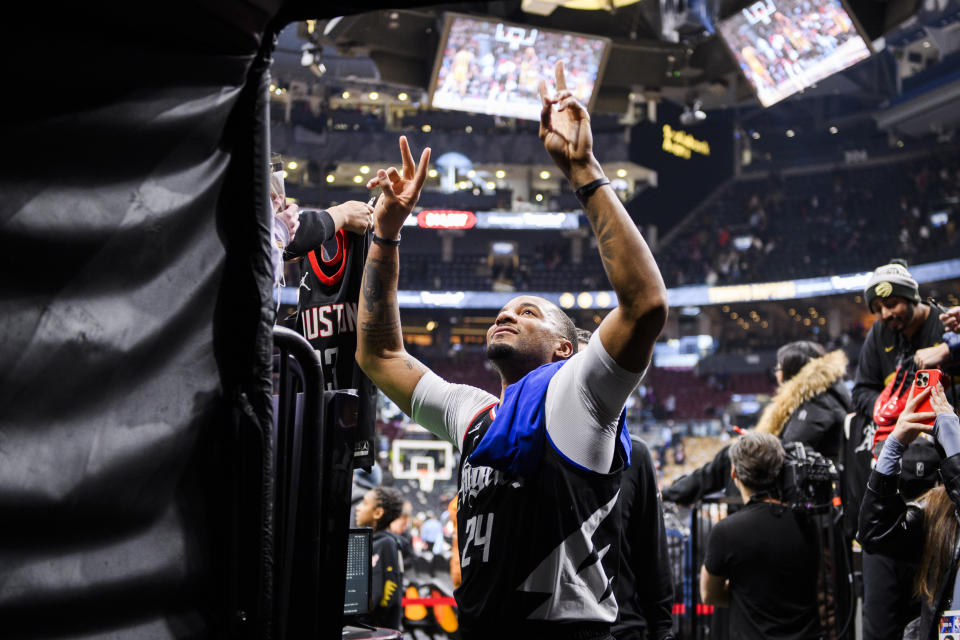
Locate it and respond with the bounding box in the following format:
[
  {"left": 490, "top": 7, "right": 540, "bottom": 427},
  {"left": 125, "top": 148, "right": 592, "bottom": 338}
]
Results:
[
  {"left": 428, "top": 14, "right": 609, "bottom": 121},
  {"left": 718, "top": 0, "right": 871, "bottom": 107}
]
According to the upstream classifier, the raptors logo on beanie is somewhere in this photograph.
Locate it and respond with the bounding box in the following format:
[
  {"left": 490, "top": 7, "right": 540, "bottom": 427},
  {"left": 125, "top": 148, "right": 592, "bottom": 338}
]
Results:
[{"left": 863, "top": 260, "right": 921, "bottom": 311}]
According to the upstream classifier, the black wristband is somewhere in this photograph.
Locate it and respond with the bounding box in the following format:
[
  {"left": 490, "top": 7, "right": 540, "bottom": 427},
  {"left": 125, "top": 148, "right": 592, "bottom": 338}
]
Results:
[
  {"left": 574, "top": 177, "right": 610, "bottom": 204},
  {"left": 372, "top": 232, "right": 401, "bottom": 247}
]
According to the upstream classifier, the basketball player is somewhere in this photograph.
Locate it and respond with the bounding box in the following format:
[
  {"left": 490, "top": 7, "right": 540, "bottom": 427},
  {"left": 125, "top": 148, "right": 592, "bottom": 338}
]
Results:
[{"left": 356, "top": 61, "right": 667, "bottom": 639}]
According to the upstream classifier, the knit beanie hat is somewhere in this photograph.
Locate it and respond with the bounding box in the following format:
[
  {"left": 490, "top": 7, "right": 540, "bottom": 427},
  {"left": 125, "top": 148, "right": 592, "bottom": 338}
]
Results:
[{"left": 864, "top": 260, "right": 920, "bottom": 311}]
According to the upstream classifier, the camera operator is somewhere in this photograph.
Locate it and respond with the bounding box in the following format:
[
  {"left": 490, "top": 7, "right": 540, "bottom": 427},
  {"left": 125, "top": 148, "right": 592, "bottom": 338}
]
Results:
[
  {"left": 857, "top": 382, "right": 960, "bottom": 640},
  {"left": 700, "top": 432, "right": 822, "bottom": 639}
]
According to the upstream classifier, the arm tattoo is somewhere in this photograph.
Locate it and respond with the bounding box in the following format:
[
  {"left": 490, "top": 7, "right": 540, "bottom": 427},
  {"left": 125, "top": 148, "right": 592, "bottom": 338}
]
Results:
[
  {"left": 362, "top": 263, "right": 383, "bottom": 313},
  {"left": 360, "top": 319, "right": 401, "bottom": 352},
  {"left": 359, "top": 249, "right": 403, "bottom": 355},
  {"left": 404, "top": 358, "right": 426, "bottom": 373}
]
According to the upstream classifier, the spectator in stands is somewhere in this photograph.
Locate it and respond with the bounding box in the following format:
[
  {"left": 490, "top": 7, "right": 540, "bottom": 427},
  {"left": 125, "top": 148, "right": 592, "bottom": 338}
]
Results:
[
  {"left": 658, "top": 423, "right": 673, "bottom": 463},
  {"left": 858, "top": 383, "right": 960, "bottom": 640},
  {"left": 355, "top": 485, "right": 406, "bottom": 631},
  {"left": 700, "top": 432, "right": 822, "bottom": 639},
  {"left": 356, "top": 60, "right": 667, "bottom": 638},
  {"left": 664, "top": 394, "right": 676, "bottom": 420},
  {"left": 420, "top": 511, "right": 444, "bottom": 555},
  {"left": 576, "top": 328, "right": 675, "bottom": 640},
  {"left": 853, "top": 260, "right": 959, "bottom": 640}
]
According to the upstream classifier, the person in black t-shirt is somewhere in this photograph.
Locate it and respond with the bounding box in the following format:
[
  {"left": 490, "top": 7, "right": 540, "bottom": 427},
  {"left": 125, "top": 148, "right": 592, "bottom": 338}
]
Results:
[
  {"left": 701, "top": 432, "right": 822, "bottom": 640},
  {"left": 354, "top": 485, "right": 405, "bottom": 631}
]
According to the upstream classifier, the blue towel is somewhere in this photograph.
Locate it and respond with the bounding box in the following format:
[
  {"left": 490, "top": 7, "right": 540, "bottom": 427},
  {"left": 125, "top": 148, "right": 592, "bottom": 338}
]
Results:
[{"left": 468, "top": 359, "right": 632, "bottom": 477}]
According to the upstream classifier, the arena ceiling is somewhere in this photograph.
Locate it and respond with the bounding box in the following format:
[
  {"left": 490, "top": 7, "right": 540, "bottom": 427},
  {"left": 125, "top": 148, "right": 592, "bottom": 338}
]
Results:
[{"left": 270, "top": 0, "right": 939, "bottom": 115}]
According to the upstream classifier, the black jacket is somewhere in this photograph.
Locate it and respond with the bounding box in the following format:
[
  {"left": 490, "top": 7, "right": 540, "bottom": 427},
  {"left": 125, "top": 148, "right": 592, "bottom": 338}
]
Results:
[
  {"left": 780, "top": 380, "right": 851, "bottom": 465},
  {"left": 857, "top": 453, "right": 960, "bottom": 640}
]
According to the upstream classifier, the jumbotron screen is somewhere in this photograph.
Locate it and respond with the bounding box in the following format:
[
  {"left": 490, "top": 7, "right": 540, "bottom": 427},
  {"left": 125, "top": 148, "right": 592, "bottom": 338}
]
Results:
[
  {"left": 428, "top": 14, "right": 610, "bottom": 121},
  {"left": 718, "top": 0, "right": 871, "bottom": 107}
]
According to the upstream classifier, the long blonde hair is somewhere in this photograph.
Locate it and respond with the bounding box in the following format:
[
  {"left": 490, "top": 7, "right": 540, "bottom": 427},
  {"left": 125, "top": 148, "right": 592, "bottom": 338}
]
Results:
[{"left": 917, "top": 485, "right": 960, "bottom": 604}]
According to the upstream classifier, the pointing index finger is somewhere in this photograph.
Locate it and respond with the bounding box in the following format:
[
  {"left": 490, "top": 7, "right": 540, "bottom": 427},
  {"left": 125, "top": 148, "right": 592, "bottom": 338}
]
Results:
[
  {"left": 399, "top": 136, "right": 415, "bottom": 180},
  {"left": 555, "top": 60, "right": 567, "bottom": 92}
]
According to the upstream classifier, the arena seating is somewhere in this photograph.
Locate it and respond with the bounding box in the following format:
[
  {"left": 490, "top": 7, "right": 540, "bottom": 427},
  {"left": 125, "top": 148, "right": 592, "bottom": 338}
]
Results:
[
  {"left": 660, "top": 146, "right": 960, "bottom": 287},
  {"left": 643, "top": 369, "right": 774, "bottom": 420},
  {"left": 331, "top": 145, "right": 960, "bottom": 293}
]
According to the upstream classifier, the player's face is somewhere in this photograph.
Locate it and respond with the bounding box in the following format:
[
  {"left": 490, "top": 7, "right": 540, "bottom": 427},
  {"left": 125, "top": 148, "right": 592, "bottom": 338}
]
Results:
[
  {"left": 486, "top": 296, "right": 563, "bottom": 366},
  {"left": 873, "top": 296, "right": 914, "bottom": 332},
  {"left": 355, "top": 490, "right": 381, "bottom": 528}
]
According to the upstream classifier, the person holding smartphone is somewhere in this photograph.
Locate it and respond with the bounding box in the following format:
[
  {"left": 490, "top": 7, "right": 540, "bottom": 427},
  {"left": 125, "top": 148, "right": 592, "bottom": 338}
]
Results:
[
  {"left": 853, "top": 260, "right": 960, "bottom": 640},
  {"left": 858, "top": 383, "right": 960, "bottom": 640}
]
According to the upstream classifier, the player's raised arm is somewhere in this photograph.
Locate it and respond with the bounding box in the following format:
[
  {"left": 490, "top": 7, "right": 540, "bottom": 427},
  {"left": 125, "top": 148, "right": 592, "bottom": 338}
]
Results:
[
  {"left": 538, "top": 61, "right": 667, "bottom": 372},
  {"left": 356, "top": 136, "right": 433, "bottom": 416}
]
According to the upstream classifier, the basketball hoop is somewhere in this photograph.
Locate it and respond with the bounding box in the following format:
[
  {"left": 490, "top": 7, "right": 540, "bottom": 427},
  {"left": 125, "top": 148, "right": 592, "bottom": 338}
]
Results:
[{"left": 391, "top": 439, "right": 453, "bottom": 493}]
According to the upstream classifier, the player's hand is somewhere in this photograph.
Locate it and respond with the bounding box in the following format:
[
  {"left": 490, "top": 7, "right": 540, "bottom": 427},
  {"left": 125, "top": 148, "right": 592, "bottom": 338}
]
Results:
[
  {"left": 914, "top": 344, "right": 950, "bottom": 369},
  {"left": 538, "top": 60, "right": 602, "bottom": 187},
  {"left": 891, "top": 384, "right": 936, "bottom": 445},
  {"left": 931, "top": 382, "right": 955, "bottom": 417},
  {"left": 942, "top": 307, "right": 960, "bottom": 333},
  {"left": 275, "top": 202, "right": 300, "bottom": 242},
  {"left": 328, "top": 201, "right": 374, "bottom": 235},
  {"left": 366, "top": 136, "right": 430, "bottom": 240}
]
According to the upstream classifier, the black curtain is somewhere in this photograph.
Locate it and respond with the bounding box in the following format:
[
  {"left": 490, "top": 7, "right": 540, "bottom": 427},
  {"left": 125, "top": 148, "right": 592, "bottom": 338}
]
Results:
[
  {"left": 0, "top": 2, "right": 443, "bottom": 637},
  {"left": 0, "top": 3, "right": 285, "bottom": 637}
]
